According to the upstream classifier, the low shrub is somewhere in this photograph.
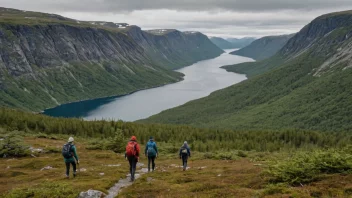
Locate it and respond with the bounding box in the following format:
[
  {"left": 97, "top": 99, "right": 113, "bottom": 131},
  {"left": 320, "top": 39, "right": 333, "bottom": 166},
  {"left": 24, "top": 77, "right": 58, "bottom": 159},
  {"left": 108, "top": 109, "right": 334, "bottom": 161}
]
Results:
[
  {"left": 262, "top": 184, "right": 290, "bottom": 196},
  {"left": 5, "top": 182, "right": 77, "bottom": 198},
  {"left": 266, "top": 149, "right": 352, "bottom": 185},
  {"left": 86, "top": 130, "right": 125, "bottom": 153},
  {"left": 0, "top": 134, "right": 30, "bottom": 157},
  {"left": 237, "top": 150, "right": 248, "bottom": 158}
]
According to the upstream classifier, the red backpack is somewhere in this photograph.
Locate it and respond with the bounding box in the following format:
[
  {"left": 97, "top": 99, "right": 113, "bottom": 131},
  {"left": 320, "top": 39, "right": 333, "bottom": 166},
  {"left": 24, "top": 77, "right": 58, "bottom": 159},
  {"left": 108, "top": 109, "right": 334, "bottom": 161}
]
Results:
[{"left": 126, "top": 141, "right": 137, "bottom": 157}]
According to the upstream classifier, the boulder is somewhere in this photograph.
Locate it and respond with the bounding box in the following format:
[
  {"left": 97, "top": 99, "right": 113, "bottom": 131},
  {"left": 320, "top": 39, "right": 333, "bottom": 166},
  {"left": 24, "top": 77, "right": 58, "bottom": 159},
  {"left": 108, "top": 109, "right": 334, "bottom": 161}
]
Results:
[{"left": 78, "top": 190, "right": 106, "bottom": 198}]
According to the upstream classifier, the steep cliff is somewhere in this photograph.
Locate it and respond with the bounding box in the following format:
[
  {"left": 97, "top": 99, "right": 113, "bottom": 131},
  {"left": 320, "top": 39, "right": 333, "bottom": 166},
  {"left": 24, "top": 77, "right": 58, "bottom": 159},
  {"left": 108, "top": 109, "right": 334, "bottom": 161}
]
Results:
[
  {"left": 230, "top": 34, "right": 294, "bottom": 60},
  {"left": 127, "top": 27, "right": 223, "bottom": 69},
  {"left": 209, "top": 37, "right": 236, "bottom": 49},
  {"left": 142, "top": 10, "right": 352, "bottom": 132},
  {"left": 0, "top": 7, "right": 222, "bottom": 111}
]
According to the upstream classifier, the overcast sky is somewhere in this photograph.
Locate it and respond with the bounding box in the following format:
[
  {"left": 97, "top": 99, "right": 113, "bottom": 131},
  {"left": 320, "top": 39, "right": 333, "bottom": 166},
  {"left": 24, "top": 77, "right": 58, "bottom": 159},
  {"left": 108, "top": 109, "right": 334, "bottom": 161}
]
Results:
[{"left": 1, "top": 0, "right": 352, "bottom": 38}]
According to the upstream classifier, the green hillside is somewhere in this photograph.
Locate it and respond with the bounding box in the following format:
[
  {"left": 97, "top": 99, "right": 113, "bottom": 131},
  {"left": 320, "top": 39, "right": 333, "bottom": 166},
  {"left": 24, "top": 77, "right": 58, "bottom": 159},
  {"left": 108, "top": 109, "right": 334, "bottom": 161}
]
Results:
[
  {"left": 142, "top": 11, "right": 352, "bottom": 132},
  {"left": 0, "top": 7, "right": 222, "bottom": 112},
  {"left": 230, "top": 34, "right": 294, "bottom": 60}
]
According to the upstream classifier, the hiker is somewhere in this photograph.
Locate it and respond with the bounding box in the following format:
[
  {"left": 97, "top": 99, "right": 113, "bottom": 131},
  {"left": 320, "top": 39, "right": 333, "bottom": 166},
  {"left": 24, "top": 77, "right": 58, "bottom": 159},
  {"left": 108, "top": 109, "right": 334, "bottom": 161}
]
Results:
[
  {"left": 125, "top": 136, "right": 140, "bottom": 182},
  {"left": 62, "top": 137, "right": 79, "bottom": 178},
  {"left": 179, "top": 141, "right": 191, "bottom": 171},
  {"left": 145, "top": 136, "right": 158, "bottom": 172}
]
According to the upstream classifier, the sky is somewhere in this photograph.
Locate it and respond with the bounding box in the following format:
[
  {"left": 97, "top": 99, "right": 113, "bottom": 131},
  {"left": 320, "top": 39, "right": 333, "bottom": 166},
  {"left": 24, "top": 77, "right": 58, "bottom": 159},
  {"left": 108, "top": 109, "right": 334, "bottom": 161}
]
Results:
[{"left": 1, "top": 0, "right": 352, "bottom": 38}]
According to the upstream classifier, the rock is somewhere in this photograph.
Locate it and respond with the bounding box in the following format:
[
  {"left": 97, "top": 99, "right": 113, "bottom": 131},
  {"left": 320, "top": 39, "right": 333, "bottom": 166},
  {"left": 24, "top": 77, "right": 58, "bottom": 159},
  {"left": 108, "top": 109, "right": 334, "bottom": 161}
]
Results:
[
  {"left": 99, "top": 173, "right": 105, "bottom": 176},
  {"left": 6, "top": 166, "right": 10, "bottom": 169},
  {"left": 147, "top": 177, "right": 153, "bottom": 182},
  {"left": 29, "top": 147, "right": 43, "bottom": 153},
  {"left": 0, "top": 138, "right": 4, "bottom": 141},
  {"left": 136, "top": 162, "right": 144, "bottom": 167},
  {"left": 137, "top": 168, "right": 149, "bottom": 173},
  {"left": 217, "top": 174, "right": 221, "bottom": 177},
  {"left": 104, "top": 164, "right": 121, "bottom": 167},
  {"left": 31, "top": 154, "right": 37, "bottom": 158},
  {"left": 78, "top": 190, "right": 106, "bottom": 198},
  {"left": 80, "top": 168, "right": 87, "bottom": 172},
  {"left": 40, "top": 166, "right": 53, "bottom": 171}
]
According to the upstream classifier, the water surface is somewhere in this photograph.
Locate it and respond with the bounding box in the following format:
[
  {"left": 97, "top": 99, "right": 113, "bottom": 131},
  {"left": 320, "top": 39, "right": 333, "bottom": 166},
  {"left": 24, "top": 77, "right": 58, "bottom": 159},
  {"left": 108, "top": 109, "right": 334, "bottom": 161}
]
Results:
[{"left": 44, "top": 49, "right": 253, "bottom": 121}]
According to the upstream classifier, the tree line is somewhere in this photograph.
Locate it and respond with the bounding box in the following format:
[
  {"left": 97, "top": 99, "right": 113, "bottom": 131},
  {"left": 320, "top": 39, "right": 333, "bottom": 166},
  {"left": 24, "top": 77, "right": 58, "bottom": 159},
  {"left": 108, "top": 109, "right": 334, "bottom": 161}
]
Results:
[{"left": 0, "top": 107, "right": 351, "bottom": 152}]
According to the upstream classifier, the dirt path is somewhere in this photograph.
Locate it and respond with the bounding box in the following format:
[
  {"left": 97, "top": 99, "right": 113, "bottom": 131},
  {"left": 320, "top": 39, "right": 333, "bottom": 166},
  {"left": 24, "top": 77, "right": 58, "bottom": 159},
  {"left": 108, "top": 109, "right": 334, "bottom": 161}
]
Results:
[{"left": 105, "top": 163, "right": 148, "bottom": 198}]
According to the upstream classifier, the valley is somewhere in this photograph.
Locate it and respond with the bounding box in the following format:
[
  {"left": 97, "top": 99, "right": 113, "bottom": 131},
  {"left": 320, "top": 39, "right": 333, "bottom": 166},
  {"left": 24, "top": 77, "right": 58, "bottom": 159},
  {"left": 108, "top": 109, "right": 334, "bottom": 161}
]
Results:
[
  {"left": 43, "top": 50, "right": 252, "bottom": 121},
  {"left": 0, "top": 3, "right": 352, "bottom": 198},
  {"left": 143, "top": 10, "right": 352, "bottom": 132}
]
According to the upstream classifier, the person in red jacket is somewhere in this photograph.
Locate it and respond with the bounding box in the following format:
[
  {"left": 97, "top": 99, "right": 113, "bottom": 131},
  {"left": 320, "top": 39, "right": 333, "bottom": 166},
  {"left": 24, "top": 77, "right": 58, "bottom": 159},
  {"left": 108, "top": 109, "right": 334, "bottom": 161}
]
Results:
[{"left": 125, "top": 136, "right": 140, "bottom": 182}]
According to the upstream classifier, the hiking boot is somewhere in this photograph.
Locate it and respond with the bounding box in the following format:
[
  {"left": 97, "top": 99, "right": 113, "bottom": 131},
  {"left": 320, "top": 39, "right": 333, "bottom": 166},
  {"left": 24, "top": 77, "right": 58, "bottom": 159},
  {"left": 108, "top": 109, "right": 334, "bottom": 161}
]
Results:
[{"left": 73, "top": 174, "right": 76, "bottom": 178}]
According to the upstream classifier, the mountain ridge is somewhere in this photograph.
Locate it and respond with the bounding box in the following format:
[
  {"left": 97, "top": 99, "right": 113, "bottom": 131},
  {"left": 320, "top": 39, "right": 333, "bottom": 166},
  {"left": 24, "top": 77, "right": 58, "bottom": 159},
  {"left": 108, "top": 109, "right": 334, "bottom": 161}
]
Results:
[
  {"left": 141, "top": 10, "right": 352, "bottom": 132},
  {"left": 0, "top": 7, "right": 223, "bottom": 111}
]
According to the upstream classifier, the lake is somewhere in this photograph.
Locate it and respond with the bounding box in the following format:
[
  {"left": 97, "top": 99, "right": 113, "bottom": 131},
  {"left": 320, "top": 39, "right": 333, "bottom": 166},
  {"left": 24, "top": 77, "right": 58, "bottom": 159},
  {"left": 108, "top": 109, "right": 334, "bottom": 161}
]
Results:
[{"left": 44, "top": 49, "right": 253, "bottom": 121}]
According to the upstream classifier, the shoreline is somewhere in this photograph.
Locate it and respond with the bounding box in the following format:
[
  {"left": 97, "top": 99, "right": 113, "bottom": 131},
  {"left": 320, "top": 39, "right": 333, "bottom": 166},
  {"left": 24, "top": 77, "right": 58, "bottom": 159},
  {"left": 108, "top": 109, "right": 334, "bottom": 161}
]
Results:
[{"left": 41, "top": 52, "right": 227, "bottom": 114}]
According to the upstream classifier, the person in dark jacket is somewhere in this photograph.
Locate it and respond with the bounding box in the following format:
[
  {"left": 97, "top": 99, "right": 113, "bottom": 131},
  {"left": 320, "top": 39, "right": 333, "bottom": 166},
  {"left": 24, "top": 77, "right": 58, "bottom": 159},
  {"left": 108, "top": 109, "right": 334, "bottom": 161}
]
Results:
[
  {"left": 125, "top": 136, "right": 140, "bottom": 182},
  {"left": 63, "top": 137, "right": 79, "bottom": 178},
  {"left": 179, "top": 141, "right": 191, "bottom": 171},
  {"left": 145, "top": 136, "right": 158, "bottom": 172}
]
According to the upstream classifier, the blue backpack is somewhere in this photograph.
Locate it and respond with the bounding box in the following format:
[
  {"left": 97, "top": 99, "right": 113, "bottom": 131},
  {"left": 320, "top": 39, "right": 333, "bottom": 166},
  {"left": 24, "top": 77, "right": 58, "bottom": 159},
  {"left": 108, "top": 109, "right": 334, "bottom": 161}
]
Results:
[{"left": 147, "top": 142, "right": 156, "bottom": 157}]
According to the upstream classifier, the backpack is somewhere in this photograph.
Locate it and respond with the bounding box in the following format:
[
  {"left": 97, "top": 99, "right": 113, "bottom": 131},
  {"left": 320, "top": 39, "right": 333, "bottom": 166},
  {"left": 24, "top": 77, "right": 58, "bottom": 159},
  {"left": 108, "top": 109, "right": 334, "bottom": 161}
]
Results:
[
  {"left": 181, "top": 147, "right": 188, "bottom": 155},
  {"left": 147, "top": 142, "right": 156, "bottom": 156},
  {"left": 62, "top": 144, "right": 73, "bottom": 158},
  {"left": 126, "top": 141, "right": 137, "bottom": 157}
]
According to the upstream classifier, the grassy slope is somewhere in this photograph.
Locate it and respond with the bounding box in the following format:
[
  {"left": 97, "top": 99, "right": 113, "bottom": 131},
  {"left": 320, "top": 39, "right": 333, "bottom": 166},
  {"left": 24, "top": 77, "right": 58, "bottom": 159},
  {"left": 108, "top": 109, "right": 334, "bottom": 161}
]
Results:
[
  {"left": 1, "top": 135, "right": 352, "bottom": 198},
  {"left": 142, "top": 24, "right": 352, "bottom": 131}
]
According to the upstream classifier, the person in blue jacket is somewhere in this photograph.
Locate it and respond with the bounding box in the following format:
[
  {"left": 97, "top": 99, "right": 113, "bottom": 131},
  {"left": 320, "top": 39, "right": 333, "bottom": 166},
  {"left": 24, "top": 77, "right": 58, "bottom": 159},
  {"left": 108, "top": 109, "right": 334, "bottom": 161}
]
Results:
[
  {"left": 145, "top": 136, "right": 158, "bottom": 172},
  {"left": 179, "top": 141, "right": 191, "bottom": 171}
]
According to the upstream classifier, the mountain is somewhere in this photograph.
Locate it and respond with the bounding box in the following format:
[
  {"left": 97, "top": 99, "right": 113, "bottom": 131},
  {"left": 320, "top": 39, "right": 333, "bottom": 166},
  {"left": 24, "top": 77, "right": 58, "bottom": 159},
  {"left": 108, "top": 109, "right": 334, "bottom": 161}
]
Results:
[
  {"left": 0, "top": 7, "right": 223, "bottom": 111},
  {"left": 209, "top": 37, "right": 237, "bottom": 49},
  {"left": 226, "top": 37, "right": 256, "bottom": 48},
  {"left": 129, "top": 28, "right": 224, "bottom": 70},
  {"left": 141, "top": 10, "right": 352, "bottom": 132},
  {"left": 230, "top": 34, "right": 295, "bottom": 60}
]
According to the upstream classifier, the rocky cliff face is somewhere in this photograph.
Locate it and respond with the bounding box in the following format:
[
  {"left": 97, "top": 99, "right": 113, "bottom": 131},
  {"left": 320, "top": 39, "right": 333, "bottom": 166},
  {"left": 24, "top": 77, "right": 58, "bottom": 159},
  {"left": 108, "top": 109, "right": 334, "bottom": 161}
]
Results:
[
  {"left": 0, "top": 24, "right": 149, "bottom": 77},
  {"left": 127, "top": 27, "right": 223, "bottom": 69},
  {"left": 0, "top": 7, "right": 223, "bottom": 111},
  {"left": 280, "top": 11, "right": 352, "bottom": 57}
]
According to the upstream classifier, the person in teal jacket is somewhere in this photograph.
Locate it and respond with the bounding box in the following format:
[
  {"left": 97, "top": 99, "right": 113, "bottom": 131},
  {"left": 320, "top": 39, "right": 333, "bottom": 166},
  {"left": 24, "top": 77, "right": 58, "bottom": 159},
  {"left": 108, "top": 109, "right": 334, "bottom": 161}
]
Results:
[
  {"left": 145, "top": 136, "right": 158, "bottom": 172},
  {"left": 63, "top": 137, "right": 79, "bottom": 178}
]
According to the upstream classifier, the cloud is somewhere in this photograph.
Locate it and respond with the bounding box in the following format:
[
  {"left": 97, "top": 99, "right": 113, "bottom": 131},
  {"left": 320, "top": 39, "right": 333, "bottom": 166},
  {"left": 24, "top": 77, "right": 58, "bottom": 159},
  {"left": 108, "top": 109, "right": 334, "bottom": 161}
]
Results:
[
  {"left": 1, "top": 0, "right": 352, "bottom": 13},
  {"left": 1, "top": 0, "right": 352, "bottom": 38}
]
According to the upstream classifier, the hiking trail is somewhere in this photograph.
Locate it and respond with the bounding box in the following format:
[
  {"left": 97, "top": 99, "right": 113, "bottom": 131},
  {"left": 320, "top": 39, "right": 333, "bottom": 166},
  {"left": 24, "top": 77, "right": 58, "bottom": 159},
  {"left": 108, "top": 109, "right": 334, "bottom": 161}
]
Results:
[{"left": 105, "top": 162, "right": 148, "bottom": 198}]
